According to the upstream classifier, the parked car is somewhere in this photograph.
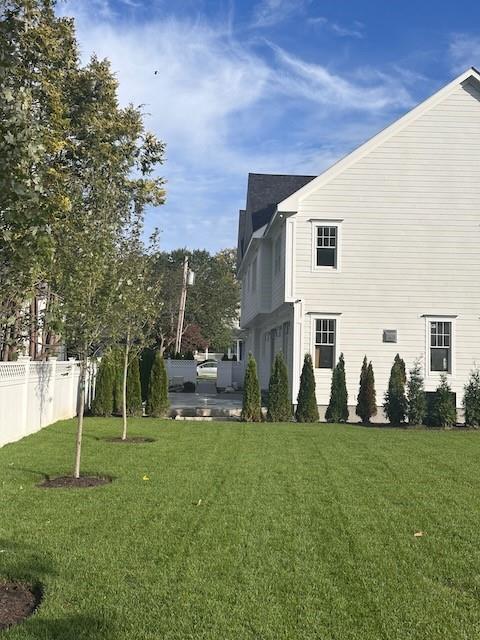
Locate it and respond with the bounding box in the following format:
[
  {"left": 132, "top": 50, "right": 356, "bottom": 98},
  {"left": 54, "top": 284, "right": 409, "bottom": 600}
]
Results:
[{"left": 197, "top": 360, "right": 218, "bottom": 379}]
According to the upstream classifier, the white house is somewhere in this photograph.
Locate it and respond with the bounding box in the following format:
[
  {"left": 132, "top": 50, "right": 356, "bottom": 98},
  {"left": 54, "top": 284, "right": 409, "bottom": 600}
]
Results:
[{"left": 237, "top": 67, "right": 480, "bottom": 420}]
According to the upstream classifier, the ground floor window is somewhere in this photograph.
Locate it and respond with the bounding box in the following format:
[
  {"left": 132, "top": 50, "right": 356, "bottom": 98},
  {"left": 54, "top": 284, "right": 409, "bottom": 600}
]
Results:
[
  {"left": 314, "top": 318, "right": 336, "bottom": 369},
  {"left": 430, "top": 320, "right": 452, "bottom": 373}
]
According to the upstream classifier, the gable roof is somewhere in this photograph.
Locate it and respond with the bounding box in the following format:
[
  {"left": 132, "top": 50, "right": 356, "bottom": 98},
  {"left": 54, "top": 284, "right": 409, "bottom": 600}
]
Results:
[
  {"left": 277, "top": 67, "right": 480, "bottom": 212},
  {"left": 238, "top": 173, "right": 315, "bottom": 266}
]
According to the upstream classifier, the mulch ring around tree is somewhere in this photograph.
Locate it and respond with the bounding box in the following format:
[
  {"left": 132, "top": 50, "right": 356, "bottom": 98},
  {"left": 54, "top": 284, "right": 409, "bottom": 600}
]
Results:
[
  {"left": 0, "top": 581, "right": 42, "bottom": 631},
  {"left": 37, "top": 475, "right": 113, "bottom": 489},
  {"left": 104, "top": 437, "right": 156, "bottom": 444}
]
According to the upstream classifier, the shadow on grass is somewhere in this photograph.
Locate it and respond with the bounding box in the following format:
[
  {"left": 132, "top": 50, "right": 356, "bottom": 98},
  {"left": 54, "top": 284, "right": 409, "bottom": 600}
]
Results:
[
  {"left": 22, "top": 614, "right": 118, "bottom": 640},
  {"left": 0, "top": 540, "right": 117, "bottom": 639}
]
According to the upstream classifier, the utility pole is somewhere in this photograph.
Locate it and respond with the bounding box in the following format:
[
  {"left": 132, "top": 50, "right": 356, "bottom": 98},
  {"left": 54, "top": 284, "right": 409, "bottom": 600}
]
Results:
[{"left": 175, "top": 256, "right": 191, "bottom": 354}]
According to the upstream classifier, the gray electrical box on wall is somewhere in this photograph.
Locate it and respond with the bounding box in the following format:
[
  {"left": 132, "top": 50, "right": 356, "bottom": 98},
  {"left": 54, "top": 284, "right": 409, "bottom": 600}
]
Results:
[{"left": 383, "top": 329, "right": 397, "bottom": 343}]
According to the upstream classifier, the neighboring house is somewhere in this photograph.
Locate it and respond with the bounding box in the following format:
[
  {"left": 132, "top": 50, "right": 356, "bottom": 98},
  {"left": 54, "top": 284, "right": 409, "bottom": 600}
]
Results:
[{"left": 237, "top": 67, "right": 480, "bottom": 420}]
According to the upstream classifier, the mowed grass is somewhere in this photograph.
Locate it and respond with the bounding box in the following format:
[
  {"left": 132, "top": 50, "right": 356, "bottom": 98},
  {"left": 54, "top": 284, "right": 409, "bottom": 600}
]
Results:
[{"left": 2, "top": 420, "right": 480, "bottom": 639}]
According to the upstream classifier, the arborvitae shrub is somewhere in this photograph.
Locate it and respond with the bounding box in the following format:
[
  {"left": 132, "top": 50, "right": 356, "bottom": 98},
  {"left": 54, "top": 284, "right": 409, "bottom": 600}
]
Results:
[
  {"left": 407, "top": 359, "right": 427, "bottom": 426},
  {"left": 325, "top": 353, "right": 349, "bottom": 423},
  {"left": 241, "top": 353, "right": 262, "bottom": 422},
  {"left": 126, "top": 356, "right": 143, "bottom": 416},
  {"left": 222, "top": 353, "right": 229, "bottom": 361},
  {"left": 112, "top": 346, "right": 124, "bottom": 415},
  {"left": 146, "top": 352, "right": 170, "bottom": 417},
  {"left": 430, "top": 374, "right": 456, "bottom": 428},
  {"left": 267, "top": 352, "right": 292, "bottom": 422},
  {"left": 463, "top": 369, "right": 480, "bottom": 427},
  {"left": 356, "top": 357, "right": 377, "bottom": 424},
  {"left": 295, "top": 354, "right": 319, "bottom": 423},
  {"left": 139, "top": 348, "right": 155, "bottom": 402},
  {"left": 384, "top": 354, "right": 407, "bottom": 425},
  {"left": 92, "top": 352, "right": 114, "bottom": 416}
]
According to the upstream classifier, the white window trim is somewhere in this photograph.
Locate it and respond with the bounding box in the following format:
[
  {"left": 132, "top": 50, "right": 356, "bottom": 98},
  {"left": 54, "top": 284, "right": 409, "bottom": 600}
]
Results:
[
  {"left": 310, "top": 313, "right": 341, "bottom": 371},
  {"left": 424, "top": 315, "right": 456, "bottom": 378},
  {"left": 310, "top": 219, "right": 343, "bottom": 273}
]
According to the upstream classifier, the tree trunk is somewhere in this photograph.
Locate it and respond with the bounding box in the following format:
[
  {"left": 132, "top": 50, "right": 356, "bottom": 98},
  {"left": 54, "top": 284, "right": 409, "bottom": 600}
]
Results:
[
  {"left": 74, "top": 359, "right": 87, "bottom": 478},
  {"left": 29, "top": 298, "right": 37, "bottom": 359},
  {"left": 122, "top": 332, "right": 130, "bottom": 441}
]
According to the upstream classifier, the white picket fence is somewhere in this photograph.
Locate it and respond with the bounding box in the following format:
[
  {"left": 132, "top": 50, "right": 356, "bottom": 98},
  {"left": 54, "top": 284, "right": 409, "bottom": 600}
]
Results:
[{"left": 0, "top": 356, "right": 96, "bottom": 448}]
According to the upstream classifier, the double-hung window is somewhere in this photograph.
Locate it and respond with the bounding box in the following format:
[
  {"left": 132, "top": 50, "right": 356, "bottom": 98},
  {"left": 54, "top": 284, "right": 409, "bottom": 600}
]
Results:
[
  {"left": 314, "top": 319, "right": 336, "bottom": 369},
  {"left": 316, "top": 226, "right": 337, "bottom": 267},
  {"left": 430, "top": 321, "right": 452, "bottom": 373}
]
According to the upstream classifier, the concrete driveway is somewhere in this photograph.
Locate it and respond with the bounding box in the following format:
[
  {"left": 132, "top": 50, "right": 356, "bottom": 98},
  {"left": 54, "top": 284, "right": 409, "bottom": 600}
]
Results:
[{"left": 169, "top": 380, "right": 243, "bottom": 418}]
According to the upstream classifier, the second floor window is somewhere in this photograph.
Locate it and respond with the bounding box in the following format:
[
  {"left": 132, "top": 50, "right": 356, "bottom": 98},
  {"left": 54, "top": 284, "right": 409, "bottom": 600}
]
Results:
[
  {"left": 316, "top": 226, "right": 337, "bottom": 268},
  {"left": 314, "top": 318, "right": 336, "bottom": 369},
  {"left": 430, "top": 321, "right": 451, "bottom": 372}
]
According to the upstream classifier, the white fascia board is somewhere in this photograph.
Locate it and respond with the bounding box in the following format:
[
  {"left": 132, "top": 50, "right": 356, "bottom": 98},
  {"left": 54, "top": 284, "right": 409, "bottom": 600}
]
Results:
[{"left": 277, "top": 67, "right": 480, "bottom": 213}]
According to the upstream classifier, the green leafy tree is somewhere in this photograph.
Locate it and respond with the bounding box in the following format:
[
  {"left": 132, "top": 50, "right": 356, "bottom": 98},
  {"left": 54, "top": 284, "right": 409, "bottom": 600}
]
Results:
[
  {"left": 112, "top": 223, "right": 162, "bottom": 440},
  {"left": 325, "top": 353, "right": 349, "bottom": 423},
  {"left": 0, "top": 0, "right": 77, "bottom": 359},
  {"left": 152, "top": 248, "right": 240, "bottom": 354},
  {"left": 407, "top": 359, "right": 427, "bottom": 426},
  {"left": 112, "top": 346, "right": 124, "bottom": 415},
  {"left": 356, "top": 357, "right": 377, "bottom": 424},
  {"left": 295, "top": 354, "right": 319, "bottom": 423},
  {"left": 146, "top": 351, "right": 170, "bottom": 417},
  {"left": 463, "top": 369, "right": 480, "bottom": 428},
  {"left": 384, "top": 354, "right": 407, "bottom": 425},
  {"left": 241, "top": 353, "right": 262, "bottom": 422},
  {"left": 126, "top": 356, "right": 142, "bottom": 416},
  {"left": 267, "top": 352, "right": 291, "bottom": 422},
  {"left": 430, "top": 374, "right": 456, "bottom": 428},
  {"left": 91, "top": 352, "right": 114, "bottom": 417}
]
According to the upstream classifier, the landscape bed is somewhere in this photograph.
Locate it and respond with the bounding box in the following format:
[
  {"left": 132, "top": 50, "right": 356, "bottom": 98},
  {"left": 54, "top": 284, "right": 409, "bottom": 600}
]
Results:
[{"left": 1, "top": 418, "right": 480, "bottom": 639}]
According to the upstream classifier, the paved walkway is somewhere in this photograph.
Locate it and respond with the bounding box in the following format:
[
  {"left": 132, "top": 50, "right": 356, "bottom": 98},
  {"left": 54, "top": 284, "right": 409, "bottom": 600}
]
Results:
[{"left": 169, "top": 380, "right": 243, "bottom": 417}]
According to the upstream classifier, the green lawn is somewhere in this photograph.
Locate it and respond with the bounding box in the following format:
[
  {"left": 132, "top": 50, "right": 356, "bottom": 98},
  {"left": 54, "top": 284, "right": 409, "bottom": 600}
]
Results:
[{"left": 2, "top": 419, "right": 480, "bottom": 639}]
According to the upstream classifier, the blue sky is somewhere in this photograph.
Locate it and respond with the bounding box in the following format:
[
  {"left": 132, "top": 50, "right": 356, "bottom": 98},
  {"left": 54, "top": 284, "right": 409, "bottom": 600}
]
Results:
[{"left": 62, "top": 0, "right": 480, "bottom": 252}]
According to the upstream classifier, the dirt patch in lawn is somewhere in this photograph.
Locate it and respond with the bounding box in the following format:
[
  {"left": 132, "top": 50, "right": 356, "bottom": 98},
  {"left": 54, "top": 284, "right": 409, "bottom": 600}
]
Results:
[
  {"left": 38, "top": 475, "right": 112, "bottom": 489},
  {"left": 104, "top": 437, "right": 155, "bottom": 444},
  {"left": 0, "top": 581, "right": 42, "bottom": 630}
]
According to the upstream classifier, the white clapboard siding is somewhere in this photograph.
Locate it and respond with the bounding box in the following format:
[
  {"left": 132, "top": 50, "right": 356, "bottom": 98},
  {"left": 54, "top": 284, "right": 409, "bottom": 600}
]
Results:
[{"left": 293, "top": 80, "right": 480, "bottom": 408}]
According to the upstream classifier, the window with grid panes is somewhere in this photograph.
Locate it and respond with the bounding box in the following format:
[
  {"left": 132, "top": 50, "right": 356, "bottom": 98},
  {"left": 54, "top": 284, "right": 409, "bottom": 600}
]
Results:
[
  {"left": 314, "top": 319, "right": 336, "bottom": 369},
  {"left": 430, "top": 321, "right": 451, "bottom": 372},
  {"left": 316, "top": 226, "right": 337, "bottom": 267}
]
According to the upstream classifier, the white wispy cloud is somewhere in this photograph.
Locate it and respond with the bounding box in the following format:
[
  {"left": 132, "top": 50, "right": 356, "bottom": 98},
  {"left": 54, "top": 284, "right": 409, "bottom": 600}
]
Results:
[
  {"left": 60, "top": 2, "right": 416, "bottom": 250},
  {"left": 448, "top": 33, "right": 480, "bottom": 73},
  {"left": 308, "top": 16, "right": 364, "bottom": 39},
  {"left": 251, "top": 0, "right": 309, "bottom": 28}
]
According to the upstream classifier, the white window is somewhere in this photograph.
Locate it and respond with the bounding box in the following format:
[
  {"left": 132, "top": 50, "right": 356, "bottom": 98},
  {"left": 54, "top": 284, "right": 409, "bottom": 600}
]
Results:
[
  {"left": 430, "top": 321, "right": 452, "bottom": 373},
  {"left": 274, "top": 234, "right": 282, "bottom": 275},
  {"left": 311, "top": 220, "right": 342, "bottom": 271},
  {"left": 314, "top": 318, "right": 336, "bottom": 369}
]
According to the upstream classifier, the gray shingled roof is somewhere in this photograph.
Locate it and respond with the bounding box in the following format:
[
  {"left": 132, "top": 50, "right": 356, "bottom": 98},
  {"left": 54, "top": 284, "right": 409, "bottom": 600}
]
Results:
[{"left": 237, "top": 173, "right": 316, "bottom": 266}]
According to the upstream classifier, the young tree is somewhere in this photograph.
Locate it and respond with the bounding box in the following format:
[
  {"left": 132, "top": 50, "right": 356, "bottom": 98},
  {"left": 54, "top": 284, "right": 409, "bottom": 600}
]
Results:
[
  {"left": 112, "top": 224, "right": 163, "bottom": 439},
  {"left": 325, "top": 353, "right": 349, "bottom": 423},
  {"left": 241, "top": 353, "right": 262, "bottom": 422},
  {"left": 267, "top": 352, "right": 291, "bottom": 422},
  {"left": 295, "top": 354, "right": 319, "bottom": 423},
  {"left": 356, "top": 357, "right": 377, "bottom": 424},
  {"left": 407, "top": 359, "right": 427, "bottom": 426},
  {"left": 146, "top": 351, "right": 170, "bottom": 417},
  {"left": 384, "top": 354, "right": 407, "bottom": 425},
  {"left": 53, "top": 57, "right": 164, "bottom": 476},
  {"left": 91, "top": 352, "right": 114, "bottom": 417},
  {"left": 463, "top": 369, "right": 480, "bottom": 428},
  {"left": 430, "top": 374, "right": 456, "bottom": 428},
  {"left": 126, "top": 356, "right": 142, "bottom": 416}
]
